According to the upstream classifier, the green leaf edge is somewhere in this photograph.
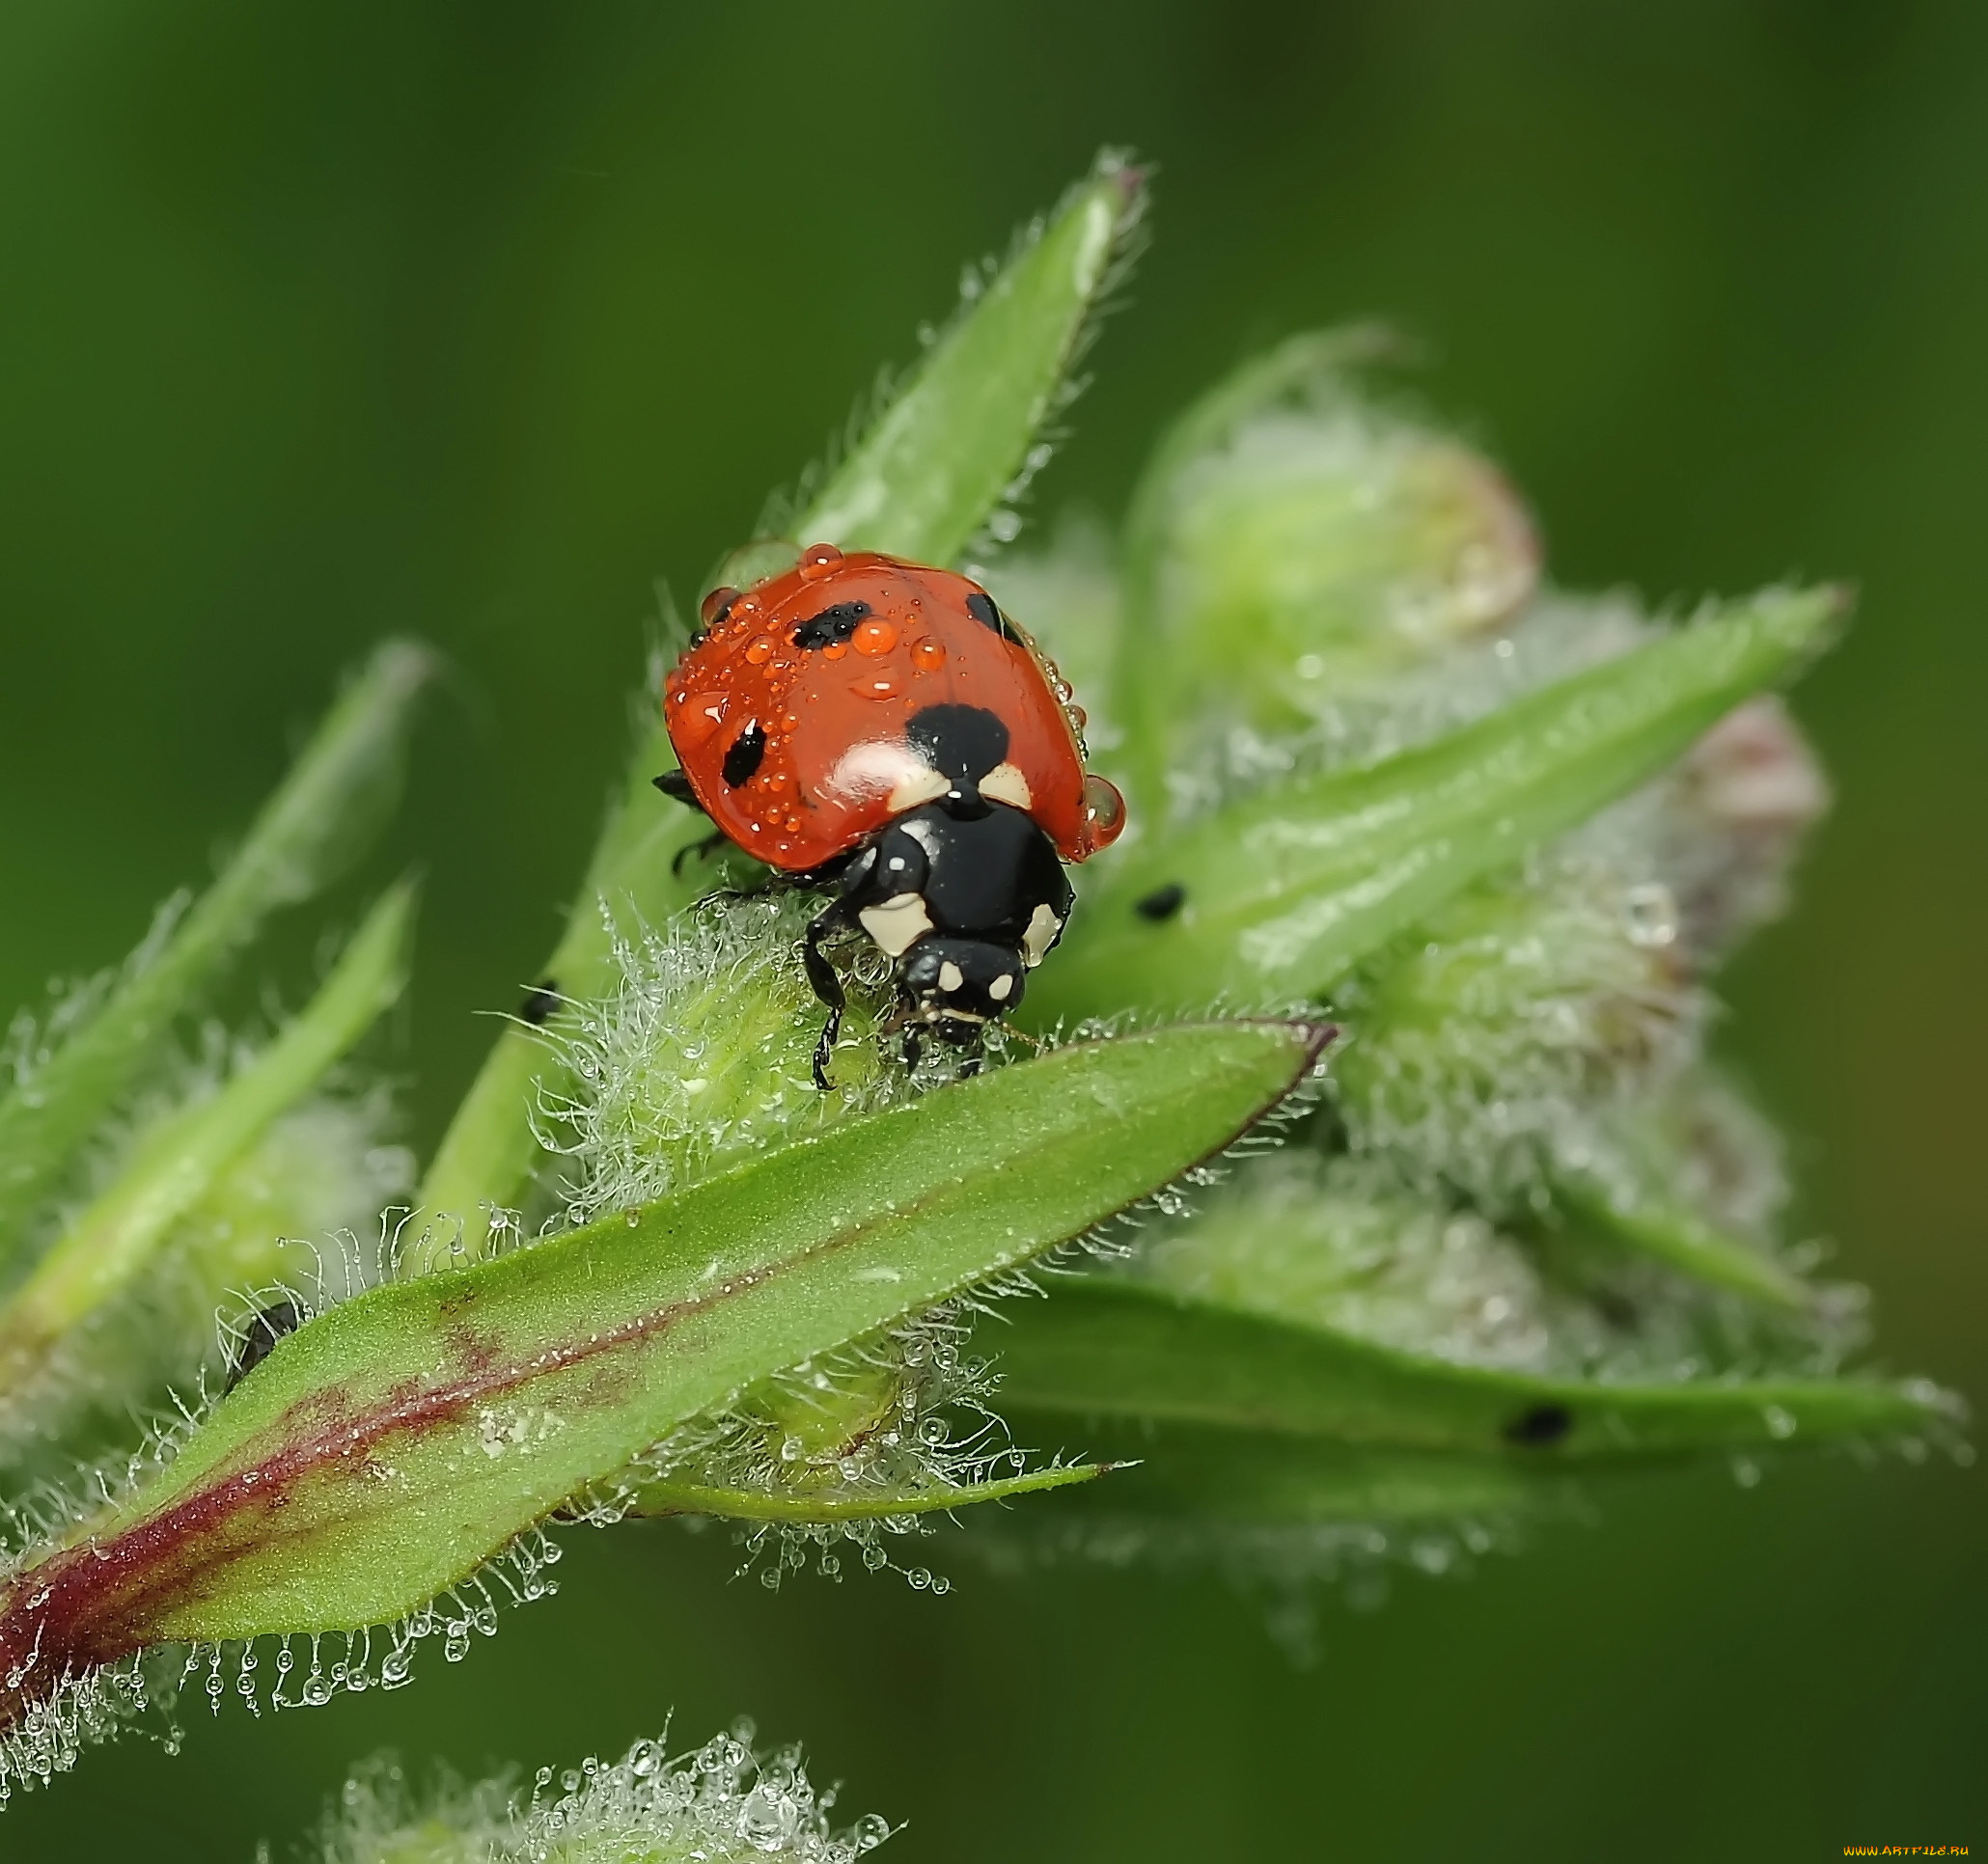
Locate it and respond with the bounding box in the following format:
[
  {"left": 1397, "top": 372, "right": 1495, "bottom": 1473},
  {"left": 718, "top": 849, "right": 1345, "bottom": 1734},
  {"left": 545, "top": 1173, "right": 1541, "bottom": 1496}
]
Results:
[{"left": 992, "top": 1277, "right": 1947, "bottom": 1460}]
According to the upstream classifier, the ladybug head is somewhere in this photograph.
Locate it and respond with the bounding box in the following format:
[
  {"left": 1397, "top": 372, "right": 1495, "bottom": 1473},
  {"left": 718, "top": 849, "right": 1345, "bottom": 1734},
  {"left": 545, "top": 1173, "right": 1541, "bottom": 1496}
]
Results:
[{"left": 897, "top": 935, "right": 1027, "bottom": 1036}]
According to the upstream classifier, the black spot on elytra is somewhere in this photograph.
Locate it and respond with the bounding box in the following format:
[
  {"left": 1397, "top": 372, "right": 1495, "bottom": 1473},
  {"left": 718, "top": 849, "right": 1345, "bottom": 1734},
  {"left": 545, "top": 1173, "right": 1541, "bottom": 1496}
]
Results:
[
  {"left": 964, "top": 590, "right": 1020, "bottom": 642},
  {"left": 1136, "top": 883, "right": 1187, "bottom": 922},
  {"left": 723, "top": 721, "right": 768, "bottom": 787},
  {"left": 791, "top": 601, "right": 870, "bottom": 650},
  {"left": 519, "top": 979, "right": 560, "bottom": 1026},
  {"left": 906, "top": 703, "right": 1009, "bottom": 785},
  {"left": 1504, "top": 1403, "right": 1574, "bottom": 1447},
  {"left": 226, "top": 1300, "right": 304, "bottom": 1393}
]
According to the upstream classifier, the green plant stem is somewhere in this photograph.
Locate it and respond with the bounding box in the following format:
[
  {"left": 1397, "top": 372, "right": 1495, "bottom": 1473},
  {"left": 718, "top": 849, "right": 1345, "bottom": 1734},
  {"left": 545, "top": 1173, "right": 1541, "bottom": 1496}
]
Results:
[{"left": 414, "top": 726, "right": 700, "bottom": 1236}]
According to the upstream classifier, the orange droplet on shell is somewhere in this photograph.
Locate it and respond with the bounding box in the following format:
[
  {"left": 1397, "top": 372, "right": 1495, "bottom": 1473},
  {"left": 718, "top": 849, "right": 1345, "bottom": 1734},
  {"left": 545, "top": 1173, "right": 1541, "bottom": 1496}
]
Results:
[
  {"left": 852, "top": 617, "right": 899, "bottom": 656},
  {"left": 1081, "top": 774, "right": 1127, "bottom": 851},
  {"left": 911, "top": 635, "right": 947, "bottom": 672},
  {"left": 745, "top": 635, "right": 778, "bottom": 665},
  {"left": 797, "top": 542, "right": 843, "bottom": 581},
  {"left": 674, "top": 693, "right": 729, "bottom": 747}
]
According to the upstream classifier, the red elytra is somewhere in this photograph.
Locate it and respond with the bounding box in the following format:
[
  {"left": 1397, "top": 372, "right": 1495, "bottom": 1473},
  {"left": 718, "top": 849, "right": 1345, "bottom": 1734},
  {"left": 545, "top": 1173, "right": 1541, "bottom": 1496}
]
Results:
[{"left": 664, "top": 544, "right": 1125, "bottom": 872}]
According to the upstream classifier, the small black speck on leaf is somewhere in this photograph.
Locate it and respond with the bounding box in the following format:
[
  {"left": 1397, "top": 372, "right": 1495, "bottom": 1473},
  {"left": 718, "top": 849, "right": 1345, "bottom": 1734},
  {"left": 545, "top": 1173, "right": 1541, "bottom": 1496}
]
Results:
[
  {"left": 1504, "top": 1402, "right": 1574, "bottom": 1447},
  {"left": 1135, "top": 882, "right": 1187, "bottom": 922},
  {"left": 520, "top": 979, "right": 561, "bottom": 1026}
]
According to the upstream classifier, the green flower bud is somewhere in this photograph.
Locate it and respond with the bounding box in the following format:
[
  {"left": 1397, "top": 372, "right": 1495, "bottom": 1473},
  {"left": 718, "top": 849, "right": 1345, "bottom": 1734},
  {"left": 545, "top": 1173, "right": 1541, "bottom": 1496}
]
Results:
[
  {"left": 1118, "top": 333, "right": 1537, "bottom": 811},
  {"left": 1330, "top": 860, "right": 1697, "bottom": 1213},
  {"left": 1643, "top": 695, "right": 1831, "bottom": 959},
  {"left": 541, "top": 895, "right": 907, "bottom": 1228},
  {"left": 1139, "top": 1151, "right": 1599, "bottom": 1373}
]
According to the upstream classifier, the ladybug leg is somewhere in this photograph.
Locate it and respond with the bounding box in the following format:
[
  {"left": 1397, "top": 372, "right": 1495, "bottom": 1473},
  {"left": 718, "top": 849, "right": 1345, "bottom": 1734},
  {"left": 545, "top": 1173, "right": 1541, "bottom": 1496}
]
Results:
[
  {"left": 957, "top": 1032, "right": 986, "bottom": 1079},
  {"left": 651, "top": 769, "right": 705, "bottom": 812},
  {"left": 900, "top": 1023, "right": 925, "bottom": 1072},
  {"left": 802, "top": 904, "right": 850, "bottom": 1091},
  {"left": 672, "top": 827, "right": 732, "bottom": 879}
]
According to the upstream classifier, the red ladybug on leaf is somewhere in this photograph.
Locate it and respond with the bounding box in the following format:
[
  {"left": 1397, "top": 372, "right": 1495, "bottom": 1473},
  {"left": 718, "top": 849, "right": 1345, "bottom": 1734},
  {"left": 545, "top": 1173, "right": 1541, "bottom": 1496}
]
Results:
[{"left": 657, "top": 543, "right": 1125, "bottom": 1085}]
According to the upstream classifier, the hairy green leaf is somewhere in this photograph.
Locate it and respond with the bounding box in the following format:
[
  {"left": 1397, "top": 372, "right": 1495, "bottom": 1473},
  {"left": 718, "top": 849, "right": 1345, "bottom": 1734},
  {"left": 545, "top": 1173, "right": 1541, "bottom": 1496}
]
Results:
[
  {"left": 0, "top": 643, "right": 429, "bottom": 1268},
  {"left": 993, "top": 1278, "right": 1942, "bottom": 1459},
  {"left": 0, "top": 885, "right": 415, "bottom": 1404},
  {"left": 1552, "top": 1169, "right": 1811, "bottom": 1310},
  {"left": 0, "top": 1021, "right": 1319, "bottom": 1705},
  {"left": 1034, "top": 586, "right": 1842, "bottom": 1022}
]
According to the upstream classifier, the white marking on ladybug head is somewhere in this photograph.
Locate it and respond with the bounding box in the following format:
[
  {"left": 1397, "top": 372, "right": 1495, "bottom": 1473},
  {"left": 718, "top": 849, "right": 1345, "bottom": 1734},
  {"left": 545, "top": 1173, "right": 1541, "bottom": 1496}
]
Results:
[
  {"left": 1022, "top": 902, "right": 1063, "bottom": 968},
  {"left": 887, "top": 766, "right": 952, "bottom": 812},
  {"left": 937, "top": 961, "right": 965, "bottom": 994},
  {"left": 988, "top": 972, "right": 1014, "bottom": 1001},
  {"left": 858, "top": 892, "right": 934, "bottom": 958},
  {"left": 980, "top": 761, "right": 1034, "bottom": 810}
]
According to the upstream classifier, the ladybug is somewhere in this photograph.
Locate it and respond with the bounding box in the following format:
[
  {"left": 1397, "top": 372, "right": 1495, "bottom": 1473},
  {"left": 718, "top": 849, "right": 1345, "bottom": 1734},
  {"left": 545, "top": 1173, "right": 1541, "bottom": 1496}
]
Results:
[{"left": 659, "top": 542, "right": 1125, "bottom": 1086}]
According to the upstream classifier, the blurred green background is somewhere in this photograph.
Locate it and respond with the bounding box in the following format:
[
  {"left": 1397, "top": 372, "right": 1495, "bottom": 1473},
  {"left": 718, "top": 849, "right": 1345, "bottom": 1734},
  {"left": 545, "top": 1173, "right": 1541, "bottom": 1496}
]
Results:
[{"left": 1, "top": 2, "right": 1981, "bottom": 1857}]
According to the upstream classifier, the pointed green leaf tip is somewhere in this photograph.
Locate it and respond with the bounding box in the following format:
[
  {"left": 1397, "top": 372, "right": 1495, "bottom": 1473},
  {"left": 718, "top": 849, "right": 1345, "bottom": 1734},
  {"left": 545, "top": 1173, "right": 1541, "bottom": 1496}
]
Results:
[
  {"left": 0, "top": 642, "right": 430, "bottom": 1272},
  {"left": 1032, "top": 584, "right": 1845, "bottom": 1022},
  {"left": 797, "top": 150, "right": 1146, "bottom": 565},
  {"left": 0, "top": 1020, "right": 1320, "bottom": 1708}
]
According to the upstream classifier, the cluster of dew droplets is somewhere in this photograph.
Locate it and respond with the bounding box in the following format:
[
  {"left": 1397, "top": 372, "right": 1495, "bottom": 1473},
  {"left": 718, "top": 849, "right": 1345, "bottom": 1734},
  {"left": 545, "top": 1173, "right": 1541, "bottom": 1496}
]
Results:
[
  {"left": 139, "top": 1528, "right": 566, "bottom": 1745},
  {"left": 509, "top": 1721, "right": 892, "bottom": 1864},
  {"left": 0, "top": 1658, "right": 154, "bottom": 1805}
]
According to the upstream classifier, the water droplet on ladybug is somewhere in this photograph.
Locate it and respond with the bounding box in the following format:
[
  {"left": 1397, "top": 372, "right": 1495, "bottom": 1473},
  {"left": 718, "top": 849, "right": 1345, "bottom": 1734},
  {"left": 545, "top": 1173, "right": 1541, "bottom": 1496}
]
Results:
[
  {"left": 911, "top": 635, "right": 947, "bottom": 672},
  {"left": 852, "top": 617, "right": 899, "bottom": 656},
  {"left": 1082, "top": 773, "right": 1127, "bottom": 847},
  {"left": 798, "top": 542, "right": 843, "bottom": 581},
  {"left": 852, "top": 674, "right": 898, "bottom": 700},
  {"left": 745, "top": 635, "right": 778, "bottom": 665},
  {"left": 1064, "top": 703, "right": 1089, "bottom": 731},
  {"left": 821, "top": 641, "right": 849, "bottom": 661},
  {"left": 677, "top": 693, "right": 729, "bottom": 745},
  {"left": 700, "top": 586, "right": 741, "bottom": 628}
]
